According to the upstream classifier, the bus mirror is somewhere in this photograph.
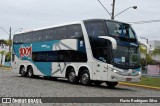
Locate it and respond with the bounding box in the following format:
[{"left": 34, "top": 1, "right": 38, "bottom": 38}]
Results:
[
  {"left": 98, "top": 36, "right": 117, "bottom": 49},
  {"left": 139, "top": 41, "right": 150, "bottom": 54}
]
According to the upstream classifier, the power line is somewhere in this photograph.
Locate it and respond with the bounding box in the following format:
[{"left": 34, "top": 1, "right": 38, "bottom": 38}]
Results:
[{"left": 129, "top": 19, "right": 160, "bottom": 24}]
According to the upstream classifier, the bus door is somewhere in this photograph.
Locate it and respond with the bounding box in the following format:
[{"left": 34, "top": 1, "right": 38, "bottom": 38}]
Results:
[{"left": 93, "top": 47, "right": 108, "bottom": 80}]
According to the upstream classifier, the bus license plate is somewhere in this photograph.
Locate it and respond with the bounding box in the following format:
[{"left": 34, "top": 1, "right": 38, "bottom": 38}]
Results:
[{"left": 126, "top": 78, "right": 132, "bottom": 81}]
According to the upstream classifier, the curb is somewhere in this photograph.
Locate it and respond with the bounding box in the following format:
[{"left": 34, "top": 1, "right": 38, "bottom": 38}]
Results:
[
  {"left": 119, "top": 82, "right": 160, "bottom": 90},
  {"left": 0, "top": 67, "right": 11, "bottom": 71}
]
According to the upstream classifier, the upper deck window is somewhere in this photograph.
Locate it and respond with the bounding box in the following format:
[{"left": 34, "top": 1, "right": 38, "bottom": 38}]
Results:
[
  {"left": 85, "top": 21, "right": 106, "bottom": 38},
  {"left": 106, "top": 21, "right": 136, "bottom": 39}
]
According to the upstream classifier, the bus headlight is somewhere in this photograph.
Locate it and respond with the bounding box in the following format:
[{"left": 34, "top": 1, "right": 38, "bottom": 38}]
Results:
[{"left": 113, "top": 70, "right": 118, "bottom": 73}]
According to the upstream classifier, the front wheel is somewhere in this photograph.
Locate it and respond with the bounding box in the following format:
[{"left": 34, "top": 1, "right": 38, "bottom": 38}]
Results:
[
  {"left": 106, "top": 81, "right": 118, "bottom": 88},
  {"left": 80, "top": 70, "right": 91, "bottom": 86}
]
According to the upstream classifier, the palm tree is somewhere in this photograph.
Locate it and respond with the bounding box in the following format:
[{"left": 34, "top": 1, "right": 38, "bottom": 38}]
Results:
[
  {"left": 140, "top": 45, "right": 147, "bottom": 56},
  {"left": 0, "top": 50, "right": 7, "bottom": 66}
]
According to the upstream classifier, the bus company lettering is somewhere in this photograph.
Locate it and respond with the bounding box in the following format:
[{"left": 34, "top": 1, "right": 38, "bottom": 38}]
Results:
[{"left": 19, "top": 45, "right": 32, "bottom": 59}]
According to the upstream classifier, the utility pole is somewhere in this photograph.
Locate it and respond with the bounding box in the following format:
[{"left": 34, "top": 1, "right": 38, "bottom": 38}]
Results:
[
  {"left": 111, "top": 0, "right": 116, "bottom": 20},
  {"left": 9, "top": 27, "right": 11, "bottom": 53}
]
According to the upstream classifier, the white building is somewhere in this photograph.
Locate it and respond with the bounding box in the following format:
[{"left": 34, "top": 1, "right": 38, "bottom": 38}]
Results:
[
  {"left": 0, "top": 43, "right": 9, "bottom": 65},
  {"left": 148, "top": 40, "right": 160, "bottom": 61}
]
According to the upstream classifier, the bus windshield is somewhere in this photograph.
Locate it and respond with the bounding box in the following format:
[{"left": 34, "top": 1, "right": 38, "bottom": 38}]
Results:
[
  {"left": 85, "top": 20, "right": 140, "bottom": 69},
  {"left": 113, "top": 45, "right": 140, "bottom": 69},
  {"left": 106, "top": 21, "right": 136, "bottom": 39}
]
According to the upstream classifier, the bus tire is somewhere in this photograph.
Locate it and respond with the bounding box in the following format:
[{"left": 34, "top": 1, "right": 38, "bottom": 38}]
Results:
[
  {"left": 27, "top": 66, "right": 34, "bottom": 78},
  {"left": 106, "top": 81, "right": 118, "bottom": 88},
  {"left": 80, "top": 70, "right": 91, "bottom": 86},
  {"left": 94, "top": 81, "right": 103, "bottom": 86},
  {"left": 68, "top": 69, "right": 78, "bottom": 84},
  {"left": 20, "top": 66, "right": 27, "bottom": 77}
]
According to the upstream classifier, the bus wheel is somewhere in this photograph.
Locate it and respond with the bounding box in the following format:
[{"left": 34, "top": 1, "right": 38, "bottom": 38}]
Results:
[
  {"left": 106, "top": 81, "right": 118, "bottom": 88},
  {"left": 27, "top": 66, "right": 34, "bottom": 78},
  {"left": 20, "top": 66, "right": 26, "bottom": 77},
  {"left": 94, "top": 81, "right": 103, "bottom": 86},
  {"left": 68, "top": 69, "right": 78, "bottom": 84},
  {"left": 80, "top": 70, "right": 91, "bottom": 86}
]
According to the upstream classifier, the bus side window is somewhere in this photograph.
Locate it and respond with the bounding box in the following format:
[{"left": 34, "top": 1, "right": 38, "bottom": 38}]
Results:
[
  {"left": 23, "top": 33, "right": 32, "bottom": 43},
  {"left": 17, "top": 34, "right": 24, "bottom": 43},
  {"left": 55, "top": 26, "right": 67, "bottom": 40},
  {"left": 44, "top": 28, "right": 55, "bottom": 41},
  {"left": 85, "top": 21, "right": 106, "bottom": 38},
  {"left": 32, "top": 31, "right": 43, "bottom": 42},
  {"left": 13, "top": 35, "right": 18, "bottom": 44},
  {"left": 68, "top": 24, "right": 83, "bottom": 39}
]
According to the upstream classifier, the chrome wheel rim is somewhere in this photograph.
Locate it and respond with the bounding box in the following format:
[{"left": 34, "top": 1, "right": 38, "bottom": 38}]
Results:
[
  {"left": 82, "top": 73, "right": 89, "bottom": 84},
  {"left": 69, "top": 72, "right": 76, "bottom": 82},
  {"left": 21, "top": 67, "right": 25, "bottom": 75}
]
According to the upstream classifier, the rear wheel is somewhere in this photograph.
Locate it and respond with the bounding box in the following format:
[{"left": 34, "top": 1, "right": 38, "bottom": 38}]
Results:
[
  {"left": 106, "top": 81, "right": 118, "bottom": 88},
  {"left": 20, "top": 66, "right": 26, "bottom": 77},
  {"left": 94, "top": 81, "right": 103, "bottom": 86},
  {"left": 80, "top": 70, "right": 91, "bottom": 86},
  {"left": 68, "top": 69, "right": 78, "bottom": 84},
  {"left": 27, "top": 66, "right": 34, "bottom": 78}
]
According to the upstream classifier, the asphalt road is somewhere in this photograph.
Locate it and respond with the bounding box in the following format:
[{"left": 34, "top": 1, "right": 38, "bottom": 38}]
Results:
[{"left": 0, "top": 69, "right": 160, "bottom": 106}]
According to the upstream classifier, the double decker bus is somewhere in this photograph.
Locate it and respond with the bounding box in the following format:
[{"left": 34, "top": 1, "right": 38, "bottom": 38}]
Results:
[{"left": 12, "top": 19, "right": 142, "bottom": 88}]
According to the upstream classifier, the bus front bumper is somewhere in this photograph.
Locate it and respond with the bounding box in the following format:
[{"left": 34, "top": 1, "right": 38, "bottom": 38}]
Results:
[{"left": 107, "top": 71, "right": 142, "bottom": 82}]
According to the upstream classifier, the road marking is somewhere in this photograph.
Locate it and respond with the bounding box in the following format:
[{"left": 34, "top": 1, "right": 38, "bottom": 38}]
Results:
[{"left": 119, "top": 82, "right": 160, "bottom": 90}]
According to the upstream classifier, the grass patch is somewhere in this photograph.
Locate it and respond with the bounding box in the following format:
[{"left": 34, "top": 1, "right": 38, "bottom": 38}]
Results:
[{"left": 130, "top": 76, "right": 160, "bottom": 87}]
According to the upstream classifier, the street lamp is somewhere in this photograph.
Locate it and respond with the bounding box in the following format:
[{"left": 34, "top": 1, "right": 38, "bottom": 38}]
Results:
[
  {"left": 0, "top": 26, "right": 23, "bottom": 52},
  {"left": 113, "top": 6, "right": 137, "bottom": 19},
  {"left": 98, "top": 0, "right": 137, "bottom": 20}
]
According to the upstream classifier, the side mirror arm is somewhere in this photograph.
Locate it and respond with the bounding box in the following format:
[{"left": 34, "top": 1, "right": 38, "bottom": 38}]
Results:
[{"left": 98, "top": 36, "right": 117, "bottom": 49}]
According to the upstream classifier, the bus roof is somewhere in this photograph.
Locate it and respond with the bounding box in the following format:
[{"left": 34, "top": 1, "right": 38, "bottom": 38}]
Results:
[{"left": 15, "top": 19, "right": 129, "bottom": 35}]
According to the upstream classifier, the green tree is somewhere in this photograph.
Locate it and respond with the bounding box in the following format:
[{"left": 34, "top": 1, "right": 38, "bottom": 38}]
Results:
[
  {"left": 5, "top": 52, "right": 11, "bottom": 62},
  {"left": 150, "top": 48, "right": 160, "bottom": 57},
  {"left": 5, "top": 39, "right": 12, "bottom": 47}
]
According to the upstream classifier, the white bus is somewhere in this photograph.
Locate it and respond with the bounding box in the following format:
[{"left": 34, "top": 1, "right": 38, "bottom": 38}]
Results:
[{"left": 12, "top": 19, "right": 143, "bottom": 88}]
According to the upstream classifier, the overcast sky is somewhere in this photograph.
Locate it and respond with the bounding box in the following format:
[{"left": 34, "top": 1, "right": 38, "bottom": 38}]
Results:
[{"left": 0, "top": 0, "right": 160, "bottom": 42}]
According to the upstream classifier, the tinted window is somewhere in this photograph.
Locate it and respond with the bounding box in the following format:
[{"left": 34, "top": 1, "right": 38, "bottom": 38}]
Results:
[
  {"left": 23, "top": 32, "right": 33, "bottom": 43},
  {"left": 32, "top": 50, "right": 87, "bottom": 62},
  {"left": 13, "top": 34, "right": 24, "bottom": 44},
  {"left": 85, "top": 21, "right": 106, "bottom": 38},
  {"left": 106, "top": 21, "right": 136, "bottom": 39},
  {"left": 43, "top": 28, "right": 55, "bottom": 41},
  {"left": 55, "top": 26, "right": 67, "bottom": 40},
  {"left": 68, "top": 24, "right": 83, "bottom": 39},
  {"left": 32, "top": 31, "right": 44, "bottom": 42}
]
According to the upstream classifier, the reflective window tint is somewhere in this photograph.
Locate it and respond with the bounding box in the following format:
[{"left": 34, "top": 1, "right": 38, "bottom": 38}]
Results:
[
  {"left": 43, "top": 28, "right": 55, "bottom": 41},
  {"left": 13, "top": 24, "right": 83, "bottom": 43},
  {"left": 32, "top": 50, "right": 87, "bottom": 62},
  {"left": 13, "top": 34, "right": 24, "bottom": 44},
  {"left": 55, "top": 26, "right": 67, "bottom": 39},
  {"left": 68, "top": 24, "right": 83, "bottom": 39},
  {"left": 23, "top": 32, "right": 33, "bottom": 43},
  {"left": 32, "top": 31, "right": 43, "bottom": 42},
  {"left": 85, "top": 21, "right": 106, "bottom": 38}
]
